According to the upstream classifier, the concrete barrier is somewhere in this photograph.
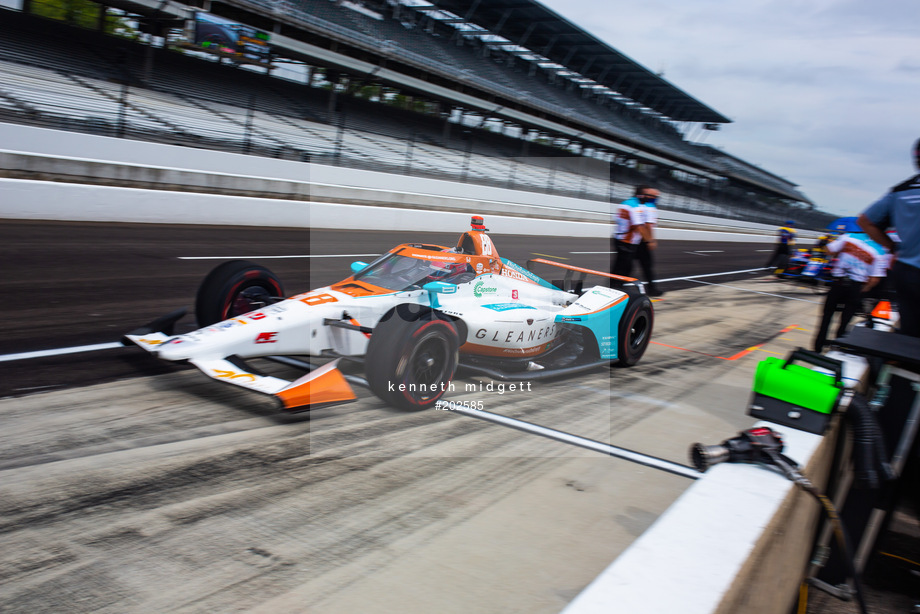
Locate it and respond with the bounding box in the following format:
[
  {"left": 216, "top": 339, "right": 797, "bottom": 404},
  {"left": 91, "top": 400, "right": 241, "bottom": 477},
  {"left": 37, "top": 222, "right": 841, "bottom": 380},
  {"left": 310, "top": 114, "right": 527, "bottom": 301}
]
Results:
[
  {"left": 0, "top": 122, "right": 810, "bottom": 240},
  {"left": 0, "top": 177, "right": 786, "bottom": 241},
  {"left": 563, "top": 354, "right": 869, "bottom": 614}
]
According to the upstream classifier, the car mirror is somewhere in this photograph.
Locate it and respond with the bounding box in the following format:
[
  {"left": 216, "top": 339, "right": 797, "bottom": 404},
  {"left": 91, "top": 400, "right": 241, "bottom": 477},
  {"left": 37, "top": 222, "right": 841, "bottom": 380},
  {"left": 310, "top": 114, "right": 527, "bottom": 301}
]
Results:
[
  {"left": 423, "top": 281, "right": 457, "bottom": 294},
  {"left": 423, "top": 281, "right": 456, "bottom": 308},
  {"left": 350, "top": 261, "right": 369, "bottom": 274}
]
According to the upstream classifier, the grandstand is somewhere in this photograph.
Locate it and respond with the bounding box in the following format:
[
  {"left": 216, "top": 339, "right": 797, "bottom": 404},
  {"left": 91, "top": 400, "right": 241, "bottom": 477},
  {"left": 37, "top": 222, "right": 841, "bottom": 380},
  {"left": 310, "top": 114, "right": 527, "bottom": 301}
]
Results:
[{"left": 0, "top": 0, "right": 833, "bottom": 227}]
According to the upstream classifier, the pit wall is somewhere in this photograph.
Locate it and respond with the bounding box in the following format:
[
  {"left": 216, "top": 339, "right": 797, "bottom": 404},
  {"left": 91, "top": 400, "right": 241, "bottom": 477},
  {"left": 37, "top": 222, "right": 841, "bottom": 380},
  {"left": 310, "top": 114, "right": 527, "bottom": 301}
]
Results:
[
  {"left": 0, "top": 122, "right": 799, "bottom": 241},
  {"left": 563, "top": 353, "right": 869, "bottom": 614}
]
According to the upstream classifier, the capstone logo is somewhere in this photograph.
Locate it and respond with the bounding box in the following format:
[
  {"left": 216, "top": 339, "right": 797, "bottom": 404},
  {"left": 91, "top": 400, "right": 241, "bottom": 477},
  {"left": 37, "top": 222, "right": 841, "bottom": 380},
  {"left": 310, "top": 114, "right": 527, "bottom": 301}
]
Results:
[{"left": 473, "top": 281, "right": 498, "bottom": 298}]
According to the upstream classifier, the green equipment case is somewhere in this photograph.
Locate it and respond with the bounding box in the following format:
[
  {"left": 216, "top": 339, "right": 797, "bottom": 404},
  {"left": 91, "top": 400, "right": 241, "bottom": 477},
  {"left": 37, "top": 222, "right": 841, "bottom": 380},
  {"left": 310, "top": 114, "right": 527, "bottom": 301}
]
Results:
[{"left": 748, "top": 349, "right": 844, "bottom": 434}]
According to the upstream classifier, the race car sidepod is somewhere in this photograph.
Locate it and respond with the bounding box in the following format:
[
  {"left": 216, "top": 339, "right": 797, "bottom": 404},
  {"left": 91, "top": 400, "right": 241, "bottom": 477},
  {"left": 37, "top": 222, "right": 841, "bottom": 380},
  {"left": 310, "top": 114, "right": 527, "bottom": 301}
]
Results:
[{"left": 556, "top": 286, "right": 629, "bottom": 360}]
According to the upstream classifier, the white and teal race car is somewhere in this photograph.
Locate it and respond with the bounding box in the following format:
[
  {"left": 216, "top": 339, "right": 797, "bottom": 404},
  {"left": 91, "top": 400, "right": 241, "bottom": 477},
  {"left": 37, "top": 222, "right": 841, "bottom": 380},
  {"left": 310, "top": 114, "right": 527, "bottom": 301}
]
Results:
[{"left": 124, "top": 216, "right": 653, "bottom": 411}]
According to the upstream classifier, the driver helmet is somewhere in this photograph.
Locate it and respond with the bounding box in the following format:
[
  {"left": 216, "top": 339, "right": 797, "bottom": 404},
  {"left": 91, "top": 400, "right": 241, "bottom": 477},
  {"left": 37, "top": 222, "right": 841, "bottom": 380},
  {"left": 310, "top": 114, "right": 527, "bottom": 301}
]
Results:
[{"left": 428, "top": 260, "right": 466, "bottom": 279}]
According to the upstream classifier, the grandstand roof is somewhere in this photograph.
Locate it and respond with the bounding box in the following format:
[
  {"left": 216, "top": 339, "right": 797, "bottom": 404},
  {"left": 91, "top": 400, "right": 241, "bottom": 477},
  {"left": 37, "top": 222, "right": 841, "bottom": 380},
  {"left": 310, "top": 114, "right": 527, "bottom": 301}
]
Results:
[
  {"left": 420, "top": 0, "right": 732, "bottom": 124},
  {"left": 89, "top": 0, "right": 812, "bottom": 203}
]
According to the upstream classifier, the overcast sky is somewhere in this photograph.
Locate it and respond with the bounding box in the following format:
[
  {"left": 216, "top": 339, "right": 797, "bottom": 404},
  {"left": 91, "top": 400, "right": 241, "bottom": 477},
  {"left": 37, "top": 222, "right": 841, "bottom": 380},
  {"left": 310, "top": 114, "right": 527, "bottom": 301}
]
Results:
[{"left": 539, "top": 0, "right": 920, "bottom": 217}]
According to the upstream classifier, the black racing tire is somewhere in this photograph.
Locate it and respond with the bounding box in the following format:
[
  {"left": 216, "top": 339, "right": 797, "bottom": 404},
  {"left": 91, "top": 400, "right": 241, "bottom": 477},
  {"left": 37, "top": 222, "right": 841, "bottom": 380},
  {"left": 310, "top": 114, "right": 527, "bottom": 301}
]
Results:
[
  {"left": 365, "top": 309, "right": 459, "bottom": 410},
  {"left": 616, "top": 295, "right": 653, "bottom": 367},
  {"left": 195, "top": 260, "right": 284, "bottom": 326}
]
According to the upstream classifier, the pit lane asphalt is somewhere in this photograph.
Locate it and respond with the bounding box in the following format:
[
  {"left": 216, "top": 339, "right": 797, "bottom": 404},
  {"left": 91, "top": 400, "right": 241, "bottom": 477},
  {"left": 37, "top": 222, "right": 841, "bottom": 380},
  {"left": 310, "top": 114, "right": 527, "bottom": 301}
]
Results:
[{"left": 1, "top": 219, "right": 777, "bottom": 398}]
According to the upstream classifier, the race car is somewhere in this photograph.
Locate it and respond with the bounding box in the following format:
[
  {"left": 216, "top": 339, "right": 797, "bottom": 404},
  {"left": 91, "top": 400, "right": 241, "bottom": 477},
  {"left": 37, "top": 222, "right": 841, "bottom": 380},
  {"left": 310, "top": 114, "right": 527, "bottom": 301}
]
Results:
[
  {"left": 124, "top": 216, "right": 653, "bottom": 411},
  {"left": 777, "top": 247, "right": 835, "bottom": 290}
]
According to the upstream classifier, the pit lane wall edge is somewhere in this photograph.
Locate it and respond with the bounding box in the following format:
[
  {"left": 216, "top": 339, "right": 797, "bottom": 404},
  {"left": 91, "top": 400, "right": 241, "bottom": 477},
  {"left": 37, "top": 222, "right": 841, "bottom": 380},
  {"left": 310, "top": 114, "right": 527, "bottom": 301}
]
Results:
[
  {"left": 561, "top": 423, "right": 831, "bottom": 614},
  {"left": 0, "top": 176, "right": 779, "bottom": 241}
]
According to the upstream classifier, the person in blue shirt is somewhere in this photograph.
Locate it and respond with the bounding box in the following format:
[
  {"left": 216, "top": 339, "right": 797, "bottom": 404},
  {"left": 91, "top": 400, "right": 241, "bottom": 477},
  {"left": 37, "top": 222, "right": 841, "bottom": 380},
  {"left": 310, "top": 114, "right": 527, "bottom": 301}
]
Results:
[
  {"left": 858, "top": 138, "right": 920, "bottom": 337},
  {"left": 766, "top": 220, "right": 797, "bottom": 274}
]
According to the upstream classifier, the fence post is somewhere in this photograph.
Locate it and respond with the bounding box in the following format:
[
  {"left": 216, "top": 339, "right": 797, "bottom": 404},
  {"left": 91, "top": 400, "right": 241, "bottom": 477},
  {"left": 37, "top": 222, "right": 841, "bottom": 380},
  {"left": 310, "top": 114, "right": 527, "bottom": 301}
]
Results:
[
  {"left": 116, "top": 80, "right": 128, "bottom": 138},
  {"left": 461, "top": 132, "right": 472, "bottom": 182},
  {"left": 404, "top": 133, "right": 415, "bottom": 175},
  {"left": 334, "top": 111, "right": 345, "bottom": 164},
  {"left": 243, "top": 93, "right": 255, "bottom": 154},
  {"left": 546, "top": 158, "right": 557, "bottom": 193}
]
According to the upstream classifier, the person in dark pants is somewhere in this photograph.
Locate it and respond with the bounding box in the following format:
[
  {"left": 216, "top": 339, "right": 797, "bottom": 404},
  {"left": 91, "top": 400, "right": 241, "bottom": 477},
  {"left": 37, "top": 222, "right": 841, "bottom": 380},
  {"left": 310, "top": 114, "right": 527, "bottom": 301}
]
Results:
[
  {"left": 858, "top": 138, "right": 920, "bottom": 338},
  {"left": 766, "top": 221, "right": 797, "bottom": 274},
  {"left": 813, "top": 230, "right": 887, "bottom": 352},
  {"left": 815, "top": 279, "right": 869, "bottom": 352},
  {"left": 611, "top": 185, "right": 656, "bottom": 284},
  {"left": 635, "top": 190, "right": 663, "bottom": 296}
]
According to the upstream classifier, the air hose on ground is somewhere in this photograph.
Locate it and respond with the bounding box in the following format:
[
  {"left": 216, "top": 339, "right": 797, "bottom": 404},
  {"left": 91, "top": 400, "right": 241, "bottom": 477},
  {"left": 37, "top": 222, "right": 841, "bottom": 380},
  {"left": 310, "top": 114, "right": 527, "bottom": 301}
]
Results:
[{"left": 846, "top": 392, "right": 895, "bottom": 489}]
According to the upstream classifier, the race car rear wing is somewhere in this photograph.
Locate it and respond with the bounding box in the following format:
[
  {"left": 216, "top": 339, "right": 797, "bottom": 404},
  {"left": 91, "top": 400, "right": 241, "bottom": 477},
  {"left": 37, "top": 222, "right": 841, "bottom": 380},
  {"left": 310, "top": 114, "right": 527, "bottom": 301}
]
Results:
[{"left": 526, "top": 258, "right": 638, "bottom": 293}]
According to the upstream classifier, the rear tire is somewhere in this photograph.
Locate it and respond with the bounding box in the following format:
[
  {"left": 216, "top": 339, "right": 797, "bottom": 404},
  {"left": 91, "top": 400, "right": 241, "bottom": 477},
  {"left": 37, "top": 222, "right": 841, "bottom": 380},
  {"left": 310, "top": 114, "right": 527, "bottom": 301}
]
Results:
[
  {"left": 366, "top": 309, "right": 459, "bottom": 410},
  {"left": 195, "top": 260, "right": 284, "bottom": 326},
  {"left": 617, "top": 295, "right": 653, "bottom": 366}
]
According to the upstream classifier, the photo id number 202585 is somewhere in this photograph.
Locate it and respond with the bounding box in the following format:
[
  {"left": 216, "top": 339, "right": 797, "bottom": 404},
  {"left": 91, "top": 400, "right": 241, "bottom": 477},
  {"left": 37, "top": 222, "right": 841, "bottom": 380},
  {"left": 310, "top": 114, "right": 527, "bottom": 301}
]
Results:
[{"left": 434, "top": 400, "right": 483, "bottom": 411}]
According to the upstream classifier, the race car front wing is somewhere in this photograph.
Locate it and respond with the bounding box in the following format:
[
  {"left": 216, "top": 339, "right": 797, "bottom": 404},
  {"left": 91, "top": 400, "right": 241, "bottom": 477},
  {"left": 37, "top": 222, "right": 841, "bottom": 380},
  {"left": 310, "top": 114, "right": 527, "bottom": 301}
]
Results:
[{"left": 122, "top": 310, "right": 356, "bottom": 412}]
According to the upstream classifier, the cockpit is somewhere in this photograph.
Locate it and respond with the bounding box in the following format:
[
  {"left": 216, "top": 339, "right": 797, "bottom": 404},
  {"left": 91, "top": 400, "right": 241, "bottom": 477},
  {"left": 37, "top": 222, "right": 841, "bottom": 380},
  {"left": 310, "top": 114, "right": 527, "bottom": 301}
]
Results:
[{"left": 353, "top": 252, "right": 475, "bottom": 291}]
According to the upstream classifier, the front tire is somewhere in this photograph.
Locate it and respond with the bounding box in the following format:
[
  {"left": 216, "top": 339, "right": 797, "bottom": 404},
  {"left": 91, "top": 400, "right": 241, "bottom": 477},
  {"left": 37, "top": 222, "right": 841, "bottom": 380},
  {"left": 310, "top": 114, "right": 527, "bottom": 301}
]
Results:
[
  {"left": 365, "top": 310, "right": 459, "bottom": 410},
  {"left": 617, "top": 295, "right": 653, "bottom": 366},
  {"left": 195, "top": 260, "right": 284, "bottom": 326}
]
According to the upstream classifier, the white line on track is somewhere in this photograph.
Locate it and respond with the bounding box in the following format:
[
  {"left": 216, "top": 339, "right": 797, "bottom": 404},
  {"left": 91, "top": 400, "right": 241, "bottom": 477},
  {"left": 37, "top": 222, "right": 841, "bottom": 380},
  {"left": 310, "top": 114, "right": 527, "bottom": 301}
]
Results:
[
  {"left": 0, "top": 267, "right": 780, "bottom": 364},
  {"left": 178, "top": 254, "right": 381, "bottom": 260},
  {"left": 569, "top": 251, "right": 615, "bottom": 254},
  {"left": 656, "top": 267, "right": 769, "bottom": 283},
  {"left": 686, "top": 279, "right": 822, "bottom": 304},
  {"left": 684, "top": 250, "right": 727, "bottom": 257},
  {"left": 0, "top": 342, "right": 123, "bottom": 363}
]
